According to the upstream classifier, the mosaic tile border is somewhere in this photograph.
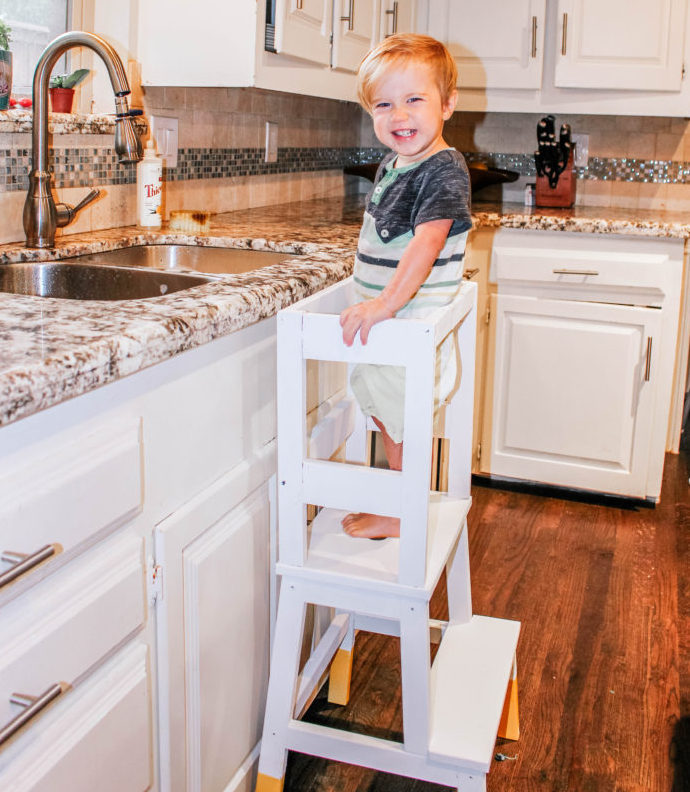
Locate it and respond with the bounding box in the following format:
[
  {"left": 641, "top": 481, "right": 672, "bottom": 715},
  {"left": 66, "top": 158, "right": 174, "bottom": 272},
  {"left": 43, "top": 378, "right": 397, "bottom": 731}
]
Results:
[
  {"left": 465, "top": 152, "right": 690, "bottom": 184},
  {"left": 3, "top": 144, "right": 690, "bottom": 193}
]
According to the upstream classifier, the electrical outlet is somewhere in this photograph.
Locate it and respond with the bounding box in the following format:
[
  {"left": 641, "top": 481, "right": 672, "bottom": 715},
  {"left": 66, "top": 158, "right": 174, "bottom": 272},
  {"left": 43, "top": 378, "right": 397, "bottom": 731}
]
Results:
[
  {"left": 572, "top": 133, "right": 589, "bottom": 168},
  {"left": 265, "top": 122, "right": 278, "bottom": 164},
  {"left": 150, "top": 116, "right": 179, "bottom": 168}
]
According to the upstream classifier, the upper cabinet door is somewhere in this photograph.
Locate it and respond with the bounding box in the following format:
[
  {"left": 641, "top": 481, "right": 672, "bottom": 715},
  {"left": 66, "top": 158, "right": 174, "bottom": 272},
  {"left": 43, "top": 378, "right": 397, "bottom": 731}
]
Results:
[
  {"left": 332, "top": 0, "right": 380, "bottom": 72},
  {"left": 554, "top": 0, "right": 687, "bottom": 90},
  {"left": 275, "top": 0, "right": 332, "bottom": 66},
  {"left": 422, "top": 0, "right": 546, "bottom": 89}
]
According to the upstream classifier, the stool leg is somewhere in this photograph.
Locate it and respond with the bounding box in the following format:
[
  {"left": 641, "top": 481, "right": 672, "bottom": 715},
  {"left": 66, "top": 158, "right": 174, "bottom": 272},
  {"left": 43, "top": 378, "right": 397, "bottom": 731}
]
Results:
[
  {"left": 446, "top": 519, "right": 472, "bottom": 624},
  {"left": 256, "top": 583, "right": 307, "bottom": 792},
  {"left": 327, "top": 612, "right": 355, "bottom": 705},
  {"left": 400, "top": 603, "right": 431, "bottom": 753},
  {"left": 497, "top": 656, "right": 520, "bottom": 741}
]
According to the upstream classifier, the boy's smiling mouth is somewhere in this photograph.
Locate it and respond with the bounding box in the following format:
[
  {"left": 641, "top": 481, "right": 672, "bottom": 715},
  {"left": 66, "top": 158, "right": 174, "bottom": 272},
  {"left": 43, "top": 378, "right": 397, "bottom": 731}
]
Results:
[{"left": 393, "top": 129, "right": 416, "bottom": 138}]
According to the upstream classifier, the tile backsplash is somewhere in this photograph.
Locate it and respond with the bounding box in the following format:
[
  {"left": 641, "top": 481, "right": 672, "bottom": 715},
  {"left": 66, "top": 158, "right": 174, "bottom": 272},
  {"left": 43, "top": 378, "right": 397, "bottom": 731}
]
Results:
[{"left": 1, "top": 87, "right": 690, "bottom": 245}]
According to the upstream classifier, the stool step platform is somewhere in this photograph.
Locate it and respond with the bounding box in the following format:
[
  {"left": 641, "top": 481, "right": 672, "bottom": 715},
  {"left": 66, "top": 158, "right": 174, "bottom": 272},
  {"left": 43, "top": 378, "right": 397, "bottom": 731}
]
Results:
[
  {"left": 276, "top": 493, "right": 472, "bottom": 594},
  {"left": 429, "top": 615, "right": 520, "bottom": 772}
]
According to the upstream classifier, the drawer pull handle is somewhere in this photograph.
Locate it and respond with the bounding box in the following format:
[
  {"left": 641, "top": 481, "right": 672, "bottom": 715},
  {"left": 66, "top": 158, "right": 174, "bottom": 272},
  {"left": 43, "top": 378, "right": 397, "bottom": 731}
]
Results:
[
  {"left": 0, "top": 544, "right": 59, "bottom": 590},
  {"left": 341, "top": 0, "right": 354, "bottom": 30},
  {"left": 0, "top": 684, "right": 64, "bottom": 746},
  {"left": 561, "top": 12, "right": 568, "bottom": 56},
  {"left": 385, "top": 2, "right": 399, "bottom": 36},
  {"left": 463, "top": 267, "right": 480, "bottom": 280},
  {"left": 552, "top": 268, "right": 599, "bottom": 277},
  {"left": 531, "top": 15, "right": 537, "bottom": 58},
  {"left": 645, "top": 337, "right": 653, "bottom": 381}
]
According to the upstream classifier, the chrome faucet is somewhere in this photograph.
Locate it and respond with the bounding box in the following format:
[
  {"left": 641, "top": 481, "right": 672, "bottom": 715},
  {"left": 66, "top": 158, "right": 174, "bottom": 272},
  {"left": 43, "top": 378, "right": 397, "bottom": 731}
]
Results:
[{"left": 23, "top": 31, "right": 143, "bottom": 248}]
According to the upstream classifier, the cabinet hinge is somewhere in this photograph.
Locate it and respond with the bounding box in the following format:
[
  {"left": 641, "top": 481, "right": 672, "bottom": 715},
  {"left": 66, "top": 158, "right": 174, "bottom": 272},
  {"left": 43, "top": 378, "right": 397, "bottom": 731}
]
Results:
[
  {"left": 147, "top": 557, "right": 164, "bottom": 606},
  {"left": 485, "top": 304, "right": 491, "bottom": 325},
  {"left": 476, "top": 442, "right": 482, "bottom": 462},
  {"left": 683, "top": 62, "right": 686, "bottom": 79}
]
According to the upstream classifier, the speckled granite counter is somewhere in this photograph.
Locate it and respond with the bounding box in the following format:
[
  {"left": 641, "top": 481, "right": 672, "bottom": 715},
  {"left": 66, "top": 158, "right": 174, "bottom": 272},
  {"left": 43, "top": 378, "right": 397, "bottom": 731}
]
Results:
[{"left": 1, "top": 196, "right": 689, "bottom": 428}]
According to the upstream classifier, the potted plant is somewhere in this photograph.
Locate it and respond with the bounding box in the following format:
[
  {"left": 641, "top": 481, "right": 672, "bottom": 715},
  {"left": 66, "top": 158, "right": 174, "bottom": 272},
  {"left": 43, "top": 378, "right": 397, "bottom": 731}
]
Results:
[
  {"left": 0, "top": 19, "right": 11, "bottom": 111},
  {"left": 49, "top": 68, "right": 89, "bottom": 113}
]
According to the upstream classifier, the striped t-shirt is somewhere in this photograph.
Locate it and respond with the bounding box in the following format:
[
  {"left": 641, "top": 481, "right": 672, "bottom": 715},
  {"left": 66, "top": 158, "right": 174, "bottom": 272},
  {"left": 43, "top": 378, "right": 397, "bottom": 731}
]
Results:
[{"left": 353, "top": 148, "right": 472, "bottom": 316}]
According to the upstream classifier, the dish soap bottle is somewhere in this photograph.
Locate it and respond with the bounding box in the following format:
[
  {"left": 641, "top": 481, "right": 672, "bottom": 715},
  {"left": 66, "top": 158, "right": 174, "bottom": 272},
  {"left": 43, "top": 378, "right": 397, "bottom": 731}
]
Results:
[{"left": 137, "top": 139, "right": 162, "bottom": 228}]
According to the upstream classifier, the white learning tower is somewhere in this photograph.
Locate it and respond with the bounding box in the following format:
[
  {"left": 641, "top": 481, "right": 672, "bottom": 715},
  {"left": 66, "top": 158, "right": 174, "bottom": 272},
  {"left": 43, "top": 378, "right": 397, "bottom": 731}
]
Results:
[{"left": 257, "top": 275, "right": 520, "bottom": 792}]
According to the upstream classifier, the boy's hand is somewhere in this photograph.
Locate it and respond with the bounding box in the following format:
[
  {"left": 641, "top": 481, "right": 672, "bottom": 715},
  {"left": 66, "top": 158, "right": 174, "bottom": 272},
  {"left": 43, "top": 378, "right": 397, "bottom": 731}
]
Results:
[{"left": 340, "top": 297, "right": 394, "bottom": 346}]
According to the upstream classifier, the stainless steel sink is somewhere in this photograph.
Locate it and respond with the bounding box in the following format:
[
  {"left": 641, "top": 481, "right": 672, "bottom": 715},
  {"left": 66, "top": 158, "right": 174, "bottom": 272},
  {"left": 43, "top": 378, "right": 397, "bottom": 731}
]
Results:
[
  {"left": 0, "top": 262, "right": 218, "bottom": 300},
  {"left": 62, "top": 244, "right": 298, "bottom": 275}
]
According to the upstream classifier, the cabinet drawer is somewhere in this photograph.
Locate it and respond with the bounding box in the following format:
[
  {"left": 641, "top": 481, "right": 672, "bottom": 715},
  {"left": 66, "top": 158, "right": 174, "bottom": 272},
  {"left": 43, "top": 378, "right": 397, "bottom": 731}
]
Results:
[
  {"left": 0, "top": 419, "right": 142, "bottom": 597},
  {"left": 0, "top": 642, "right": 151, "bottom": 792},
  {"left": 491, "top": 230, "right": 683, "bottom": 294},
  {"left": 0, "top": 531, "right": 145, "bottom": 742}
]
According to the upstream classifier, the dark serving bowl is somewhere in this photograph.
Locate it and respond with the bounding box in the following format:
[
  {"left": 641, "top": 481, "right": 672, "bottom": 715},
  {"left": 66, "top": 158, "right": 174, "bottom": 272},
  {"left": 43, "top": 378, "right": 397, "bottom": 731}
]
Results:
[{"left": 344, "top": 162, "right": 520, "bottom": 197}]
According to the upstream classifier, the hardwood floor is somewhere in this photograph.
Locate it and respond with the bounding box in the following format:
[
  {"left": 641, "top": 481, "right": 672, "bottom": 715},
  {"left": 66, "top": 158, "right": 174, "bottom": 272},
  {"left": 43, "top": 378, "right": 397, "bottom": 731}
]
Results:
[{"left": 283, "top": 451, "right": 690, "bottom": 792}]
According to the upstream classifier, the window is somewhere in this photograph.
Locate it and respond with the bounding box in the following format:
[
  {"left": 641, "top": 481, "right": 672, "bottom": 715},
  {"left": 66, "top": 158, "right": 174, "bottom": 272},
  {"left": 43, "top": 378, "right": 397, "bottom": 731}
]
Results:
[{"left": 0, "top": 0, "right": 69, "bottom": 95}]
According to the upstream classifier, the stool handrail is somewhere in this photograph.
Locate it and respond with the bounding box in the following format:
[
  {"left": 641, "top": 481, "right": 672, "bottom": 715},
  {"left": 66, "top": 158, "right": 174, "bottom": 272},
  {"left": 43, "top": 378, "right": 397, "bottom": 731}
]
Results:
[{"left": 277, "top": 277, "right": 478, "bottom": 586}]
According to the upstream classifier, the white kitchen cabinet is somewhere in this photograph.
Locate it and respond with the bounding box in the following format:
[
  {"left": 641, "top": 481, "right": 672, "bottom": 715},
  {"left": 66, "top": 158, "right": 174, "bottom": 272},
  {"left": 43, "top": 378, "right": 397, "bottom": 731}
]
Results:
[
  {"left": 155, "top": 451, "right": 273, "bottom": 792},
  {"left": 0, "top": 642, "right": 152, "bottom": 792},
  {"left": 419, "top": 0, "right": 690, "bottom": 115},
  {"left": 0, "top": 313, "right": 279, "bottom": 790},
  {"left": 332, "top": 0, "right": 380, "bottom": 72},
  {"left": 554, "top": 0, "right": 686, "bottom": 91},
  {"left": 138, "top": 0, "right": 413, "bottom": 100},
  {"left": 483, "top": 229, "right": 683, "bottom": 501},
  {"left": 274, "top": 0, "right": 332, "bottom": 67},
  {"left": 492, "top": 295, "right": 661, "bottom": 497},
  {"left": 423, "top": 0, "right": 546, "bottom": 89}
]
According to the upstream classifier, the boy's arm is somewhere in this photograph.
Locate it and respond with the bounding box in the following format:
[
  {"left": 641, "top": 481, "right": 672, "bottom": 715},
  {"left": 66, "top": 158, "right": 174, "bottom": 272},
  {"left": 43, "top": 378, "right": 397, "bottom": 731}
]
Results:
[{"left": 340, "top": 218, "right": 453, "bottom": 346}]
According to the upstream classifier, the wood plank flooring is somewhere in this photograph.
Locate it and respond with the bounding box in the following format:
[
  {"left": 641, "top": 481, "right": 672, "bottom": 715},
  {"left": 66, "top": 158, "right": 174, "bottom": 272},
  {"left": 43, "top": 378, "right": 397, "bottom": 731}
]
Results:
[{"left": 283, "top": 451, "right": 690, "bottom": 792}]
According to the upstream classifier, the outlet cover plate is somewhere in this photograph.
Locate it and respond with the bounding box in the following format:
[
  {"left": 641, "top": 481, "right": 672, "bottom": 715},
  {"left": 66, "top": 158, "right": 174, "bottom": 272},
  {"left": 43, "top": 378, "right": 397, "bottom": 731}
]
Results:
[
  {"left": 572, "top": 133, "right": 589, "bottom": 168},
  {"left": 150, "top": 116, "right": 179, "bottom": 168},
  {"left": 265, "top": 121, "right": 278, "bottom": 163}
]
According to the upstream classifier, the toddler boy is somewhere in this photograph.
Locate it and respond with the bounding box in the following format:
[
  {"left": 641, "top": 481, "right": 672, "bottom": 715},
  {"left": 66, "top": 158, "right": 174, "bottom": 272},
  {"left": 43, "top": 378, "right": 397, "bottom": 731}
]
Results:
[{"left": 339, "top": 33, "right": 472, "bottom": 539}]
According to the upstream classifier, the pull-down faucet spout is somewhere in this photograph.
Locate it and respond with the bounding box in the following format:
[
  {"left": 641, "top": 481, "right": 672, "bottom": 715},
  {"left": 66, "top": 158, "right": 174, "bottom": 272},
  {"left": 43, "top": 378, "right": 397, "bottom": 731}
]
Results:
[{"left": 23, "top": 31, "right": 143, "bottom": 248}]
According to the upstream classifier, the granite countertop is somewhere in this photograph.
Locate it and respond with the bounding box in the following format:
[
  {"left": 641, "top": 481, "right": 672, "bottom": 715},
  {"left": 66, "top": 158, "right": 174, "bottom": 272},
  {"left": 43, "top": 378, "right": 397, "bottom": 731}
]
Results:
[{"left": 2, "top": 196, "right": 689, "bottom": 429}]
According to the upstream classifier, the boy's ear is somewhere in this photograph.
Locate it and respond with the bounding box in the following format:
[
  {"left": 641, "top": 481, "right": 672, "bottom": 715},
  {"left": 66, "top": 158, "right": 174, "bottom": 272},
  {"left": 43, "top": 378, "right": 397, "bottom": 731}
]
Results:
[{"left": 442, "top": 89, "right": 458, "bottom": 120}]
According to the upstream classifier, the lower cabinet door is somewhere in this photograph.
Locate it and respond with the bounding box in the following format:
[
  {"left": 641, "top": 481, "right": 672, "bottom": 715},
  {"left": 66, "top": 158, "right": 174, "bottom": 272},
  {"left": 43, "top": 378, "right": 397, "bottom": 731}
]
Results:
[
  {"left": 490, "top": 295, "right": 662, "bottom": 497},
  {"left": 155, "top": 448, "right": 273, "bottom": 792},
  {"left": 0, "top": 642, "right": 152, "bottom": 792}
]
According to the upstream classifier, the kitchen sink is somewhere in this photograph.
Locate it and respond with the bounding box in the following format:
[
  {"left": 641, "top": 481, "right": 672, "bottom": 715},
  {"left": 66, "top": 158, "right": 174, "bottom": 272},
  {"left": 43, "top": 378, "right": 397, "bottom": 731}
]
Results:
[
  {"left": 62, "top": 244, "right": 299, "bottom": 275},
  {"left": 0, "top": 262, "right": 218, "bottom": 300}
]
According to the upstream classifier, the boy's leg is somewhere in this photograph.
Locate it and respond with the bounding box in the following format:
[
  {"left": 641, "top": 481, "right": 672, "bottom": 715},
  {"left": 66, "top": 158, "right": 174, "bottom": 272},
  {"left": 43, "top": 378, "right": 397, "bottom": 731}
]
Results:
[{"left": 341, "top": 418, "right": 401, "bottom": 538}]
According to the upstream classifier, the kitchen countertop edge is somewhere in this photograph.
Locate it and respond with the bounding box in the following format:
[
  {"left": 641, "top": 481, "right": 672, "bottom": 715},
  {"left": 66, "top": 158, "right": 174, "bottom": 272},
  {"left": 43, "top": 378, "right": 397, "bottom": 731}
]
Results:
[{"left": 2, "top": 197, "right": 689, "bottom": 429}]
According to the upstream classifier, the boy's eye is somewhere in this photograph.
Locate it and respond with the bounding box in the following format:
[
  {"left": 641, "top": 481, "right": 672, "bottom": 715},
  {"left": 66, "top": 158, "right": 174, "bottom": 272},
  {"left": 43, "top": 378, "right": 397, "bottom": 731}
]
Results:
[
  {"left": 374, "top": 101, "right": 390, "bottom": 110},
  {"left": 408, "top": 96, "right": 423, "bottom": 103}
]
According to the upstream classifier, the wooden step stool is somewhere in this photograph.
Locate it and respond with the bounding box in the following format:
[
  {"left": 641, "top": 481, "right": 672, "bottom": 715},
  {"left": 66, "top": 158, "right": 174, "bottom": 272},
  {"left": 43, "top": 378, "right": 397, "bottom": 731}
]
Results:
[{"left": 256, "top": 277, "right": 520, "bottom": 792}]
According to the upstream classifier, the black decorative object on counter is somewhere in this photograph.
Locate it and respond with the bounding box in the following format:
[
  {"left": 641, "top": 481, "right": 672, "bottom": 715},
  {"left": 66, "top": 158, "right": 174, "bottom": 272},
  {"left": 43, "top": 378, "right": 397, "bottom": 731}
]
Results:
[{"left": 534, "top": 115, "right": 572, "bottom": 188}]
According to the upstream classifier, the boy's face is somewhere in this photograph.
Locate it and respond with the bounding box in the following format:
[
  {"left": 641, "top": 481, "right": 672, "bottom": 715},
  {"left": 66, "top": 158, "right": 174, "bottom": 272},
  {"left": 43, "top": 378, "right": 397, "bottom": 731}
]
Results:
[{"left": 369, "top": 61, "right": 456, "bottom": 167}]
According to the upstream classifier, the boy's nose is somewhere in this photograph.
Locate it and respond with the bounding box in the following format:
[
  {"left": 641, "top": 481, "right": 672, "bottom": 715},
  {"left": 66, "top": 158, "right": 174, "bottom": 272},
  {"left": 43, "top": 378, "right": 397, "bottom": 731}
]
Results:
[{"left": 391, "top": 104, "right": 409, "bottom": 123}]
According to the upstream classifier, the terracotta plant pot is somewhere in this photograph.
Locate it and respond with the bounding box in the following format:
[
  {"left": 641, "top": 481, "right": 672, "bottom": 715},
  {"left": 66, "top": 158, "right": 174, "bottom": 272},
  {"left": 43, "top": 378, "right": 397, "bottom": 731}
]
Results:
[
  {"left": 0, "top": 50, "right": 12, "bottom": 111},
  {"left": 50, "top": 87, "right": 75, "bottom": 113}
]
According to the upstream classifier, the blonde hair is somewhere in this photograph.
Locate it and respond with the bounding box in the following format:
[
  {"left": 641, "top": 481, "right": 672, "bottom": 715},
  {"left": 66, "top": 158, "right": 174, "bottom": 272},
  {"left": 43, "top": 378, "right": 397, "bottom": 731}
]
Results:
[{"left": 357, "top": 34, "right": 457, "bottom": 112}]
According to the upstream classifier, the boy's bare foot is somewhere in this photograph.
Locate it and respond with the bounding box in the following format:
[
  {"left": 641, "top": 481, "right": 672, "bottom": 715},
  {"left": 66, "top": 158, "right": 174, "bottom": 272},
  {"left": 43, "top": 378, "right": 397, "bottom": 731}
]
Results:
[{"left": 341, "top": 512, "right": 400, "bottom": 539}]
